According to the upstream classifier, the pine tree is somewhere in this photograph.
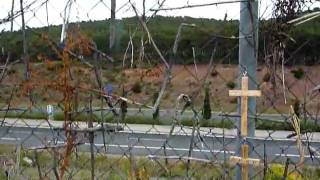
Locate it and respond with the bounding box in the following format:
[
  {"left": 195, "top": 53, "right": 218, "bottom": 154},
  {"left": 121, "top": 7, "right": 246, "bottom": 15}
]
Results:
[
  {"left": 202, "top": 86, "right": 212, "bottom": 120},
  {"left": 152, "top": 92, "right": 160, "bottom": 121},
  {"left": 120, "top": 87, "right": 128, "bottom": 121}
]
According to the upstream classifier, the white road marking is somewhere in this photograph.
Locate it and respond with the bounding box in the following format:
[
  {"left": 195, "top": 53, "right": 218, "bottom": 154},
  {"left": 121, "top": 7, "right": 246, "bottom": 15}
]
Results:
[
  {"left": 56, "top": 141, "right": 234, "bottom": 154},
  {"left": 275, "top": 153, "right": 320, "bottom": 158},
  {"left": 0, "top": 137, "right": 21, "bottom": 141},
  {"left": 128, "top": 137, "right": 166, "bottom": 142}
]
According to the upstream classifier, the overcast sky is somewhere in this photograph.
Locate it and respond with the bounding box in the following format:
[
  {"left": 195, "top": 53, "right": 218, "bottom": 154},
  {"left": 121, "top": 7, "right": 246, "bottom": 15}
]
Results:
[{"left": 0, "top": 0, "right": 319, "bottom": 31}]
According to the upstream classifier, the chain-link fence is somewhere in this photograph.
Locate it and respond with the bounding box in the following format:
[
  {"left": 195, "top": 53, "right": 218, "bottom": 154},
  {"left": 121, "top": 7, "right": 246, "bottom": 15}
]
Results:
[{"left": 0, "top": 0, "right": 320, "bottom": 179}]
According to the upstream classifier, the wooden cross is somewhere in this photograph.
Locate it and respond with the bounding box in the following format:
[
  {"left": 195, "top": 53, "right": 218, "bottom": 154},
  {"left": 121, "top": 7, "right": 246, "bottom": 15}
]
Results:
[
  {"left": 230, "top": 145, "right": 260, "bottom": 180},
  {"left": 229, "top": 75, "right": 261, "bottom": 180},
  {"left": 229, "top": 76, "right": 261, "bottom": 136}
]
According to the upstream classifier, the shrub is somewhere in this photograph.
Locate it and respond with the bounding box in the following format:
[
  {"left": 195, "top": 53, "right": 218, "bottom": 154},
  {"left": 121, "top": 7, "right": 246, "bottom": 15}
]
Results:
[
  {"left": 53, "top": 112, "right": 100, "bottom": 121},
  {"left": 229, "top": 97, "right": 237, "bottom": 104},
  {"left": 210, "top": 70, "right": 218, "bottom": 77},
  {"left": 202, "top": 86, "right": 212, "bottom": 120},
  {"left": 293, "top": 98, "right": 301, "bottom": 117},
  {"left": 123, "top": 116, "right": 162, "bottom": 125},
  {"left": 152, "top": 92, "right": 160, "bottom": 120},
  {"left": 291, "top": 68, "right": 304, "bottom": 80},
  {"left": 120, "top": 88, "right": 128, "bottom": 120},
  {"left": 262, "top": 72, "right": 271, "bottom": 82},
  {"left": 7, "top": 68, "right": 16, "bottom": 74},
  {"left": 45, "top": 61, "right": 55, "bottom": 71},
  {"left": 265, "top": 164, "right": 302, "bottom": 180},
  {"left": 131, "top": 81, "right": 142, "bottom": 93},
  {"left": 226, "top": 81, "right": 236, "bottom": 89}
]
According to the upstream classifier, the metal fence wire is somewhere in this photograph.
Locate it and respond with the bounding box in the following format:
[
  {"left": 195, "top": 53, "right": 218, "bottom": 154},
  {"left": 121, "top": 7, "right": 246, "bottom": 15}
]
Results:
[{"left": 0, "top": 0, "right": 320, "bottom": 179}]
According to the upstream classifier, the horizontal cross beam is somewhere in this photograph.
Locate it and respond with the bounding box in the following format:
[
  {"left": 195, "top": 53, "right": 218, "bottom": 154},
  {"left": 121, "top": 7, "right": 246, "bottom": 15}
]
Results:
[
  {"left": 229, "top": 156, "right": 260, "bottom": 166},
  {"left": 229, "top": 90, "right": 261, "bottom": 97}
]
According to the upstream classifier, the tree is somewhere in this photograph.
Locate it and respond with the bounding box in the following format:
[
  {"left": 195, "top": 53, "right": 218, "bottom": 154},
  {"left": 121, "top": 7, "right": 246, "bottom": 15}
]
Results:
[
  {"left": 152, "top": 92, "right": 160, "bottom": 121},
  {"left": 202, "top": 85, "right": 212, "bottom": 120},
  {"left": 120, "top": 87, "right": 128, "bottom": 121}
]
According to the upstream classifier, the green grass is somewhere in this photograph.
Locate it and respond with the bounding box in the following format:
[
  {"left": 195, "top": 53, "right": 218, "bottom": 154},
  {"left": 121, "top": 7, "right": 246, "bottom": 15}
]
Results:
[
  {"left": 1, "top": 111, "right": 320, "bottom": 132},
  {"left": 53, "top": 112, "right": 105, "bottom": 122},
  {"left": 256, "top": 119, "right": 320, "bottom": 132},
  {"left": 181, "top": 118, "right": 234, "bottom": 128},
  {"left": 265, "top": 164, "right": 301, "bottom": 180},
  {"left": 53, "top": 113, "right": 163, "bottom": 125},
  {"left": 119, "top": 116, "right": 164, "bottom": 125},
  {"left": 0, "top": 111, "right": 47, "bottom": 119},
  {"left": 291, "top": 68, "right": 305, "bottom": 80},
  {"left": 0, "top": 145, "right": 233, "bottom": 179},
  {"left": 0, "top": 145, "right": 320, "bottom": 179}
]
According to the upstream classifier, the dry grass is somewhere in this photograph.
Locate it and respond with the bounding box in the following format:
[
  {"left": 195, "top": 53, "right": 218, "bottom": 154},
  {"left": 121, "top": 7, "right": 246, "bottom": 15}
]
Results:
[{"left": 1, "top": 62, "right": 320, "bottom": 114}]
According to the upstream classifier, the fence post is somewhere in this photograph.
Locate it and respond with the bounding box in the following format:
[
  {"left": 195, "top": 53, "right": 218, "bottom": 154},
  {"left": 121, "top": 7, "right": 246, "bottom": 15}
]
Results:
[
  {"left": 11, "top": 0, "right": 15, "bottom": 32},
  {"left": 237, "top": 0, "right": 259, "bottom": 179},
  {"left": 19, "top": 0, "right": 29, "bottom": 81},
  {"left": 89, "top": 94, "right": 95, "bottom": 180},
  {"left": 109, "top": 0, "right": 116, "bottom": 54}
]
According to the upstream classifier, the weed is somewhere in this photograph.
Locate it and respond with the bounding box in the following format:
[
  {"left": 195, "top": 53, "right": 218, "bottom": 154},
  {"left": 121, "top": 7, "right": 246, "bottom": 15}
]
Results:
[
  {"left": 262, "top": 72, "right": 271, "bottom": 82},
  {"left": 131, "top": 81, "right": 142, "bottom": 94},
  {"left": 226, "top": 81, "right": 236, "bottom": 89},
  {"left": 210, "top": 70, "right": 218, "bottom": 77},
  {"left": 229, "top": 97, "right": 237, "bottom": 104},
  {"left": 202, "top": 86, "right": 212, "bottom": 120},
  {"left": 291, "top": 68, "right": 305, "bottom": 80},
  {"left": 7, "top": 68, "right": 16, "bottom": 75},
  {"left": 265, "top": 164, "right": 302, "bottom": 180}
]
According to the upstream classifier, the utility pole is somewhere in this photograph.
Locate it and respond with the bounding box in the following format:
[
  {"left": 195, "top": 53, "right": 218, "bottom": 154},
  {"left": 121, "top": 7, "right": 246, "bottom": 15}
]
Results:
[
  {"left": 11, "top": 0, "right": 15, "bottom": 32},
  {"left": 237, "top": 0, "right": 259, "bottom": 179},
  {"left": 109, "top": 0, "right": 116, "bottom": 54},
  {"left": 20, "top": 0, "right": 29, "bottom": 80}
]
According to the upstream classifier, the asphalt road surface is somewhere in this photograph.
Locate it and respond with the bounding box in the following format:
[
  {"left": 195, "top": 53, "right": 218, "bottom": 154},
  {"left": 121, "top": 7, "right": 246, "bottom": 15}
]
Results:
[{"left": 0, "top": 118, "right": 320, "bottom": 165}]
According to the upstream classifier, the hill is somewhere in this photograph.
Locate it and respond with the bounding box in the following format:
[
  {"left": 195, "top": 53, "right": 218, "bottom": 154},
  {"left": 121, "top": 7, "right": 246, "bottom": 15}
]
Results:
[{"left": 0, "top": 15, "right": 319, "bottom": 65}]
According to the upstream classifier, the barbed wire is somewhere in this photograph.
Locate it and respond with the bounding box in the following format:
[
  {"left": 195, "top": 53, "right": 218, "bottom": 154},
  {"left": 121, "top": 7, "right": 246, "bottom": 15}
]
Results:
[{"left": 0, "top": 0, "right": 319, "bottom": 179}]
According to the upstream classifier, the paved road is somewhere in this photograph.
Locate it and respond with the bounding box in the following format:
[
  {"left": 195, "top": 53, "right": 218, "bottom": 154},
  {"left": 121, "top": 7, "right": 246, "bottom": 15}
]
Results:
[{"left": 0, "top": 118, "right": 320, "bottom": 165}]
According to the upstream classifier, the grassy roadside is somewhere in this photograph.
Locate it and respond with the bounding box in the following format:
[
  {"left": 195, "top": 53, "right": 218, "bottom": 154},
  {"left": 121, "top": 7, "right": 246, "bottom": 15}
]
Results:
[
  {"left": 0, "top": 145, "right": 319, "bottom": 179},
  {"left": 1, "top": 111, "right": 320, "bottom": 132},
  {"left": 0, "top": 145, "right": 232, "bottom": 179},
  {"left": 0, "top": 111, "right": 47, "bottom": 119}
]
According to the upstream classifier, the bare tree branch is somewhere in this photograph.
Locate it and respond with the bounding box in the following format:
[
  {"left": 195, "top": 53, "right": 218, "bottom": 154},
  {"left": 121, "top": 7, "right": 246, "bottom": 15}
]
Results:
[
  {"left": 150, "top": 0, "right": 247, "bottom": 11},
  {"left": 129, "top": 1, "right": 170, "bottom": 69}
]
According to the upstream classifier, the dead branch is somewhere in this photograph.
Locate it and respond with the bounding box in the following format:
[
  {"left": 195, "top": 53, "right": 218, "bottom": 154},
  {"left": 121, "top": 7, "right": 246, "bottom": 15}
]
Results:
[
  {"left": 192, "top": 47, "right": 198, "bottom": 79},
  {"left": 173, "top": 23, "right": 196, "bottom": 55},
  {"left": 129, "top": 35, "right": 134, "bottom": 68},
  {"left": 138, "top": 36, "right": 145, "bottom": 67},
  {"left": 122, "top": 38, "right": 131, "bottom": 68},
  {"left": 0, "top": 53, "right": 11, "bottom": 83},
  {"left": 129, "top": 1, "right": 170, "bottom": 69},
  {"left": 288, "top": 10, "right": 320, "bottom": 26}
]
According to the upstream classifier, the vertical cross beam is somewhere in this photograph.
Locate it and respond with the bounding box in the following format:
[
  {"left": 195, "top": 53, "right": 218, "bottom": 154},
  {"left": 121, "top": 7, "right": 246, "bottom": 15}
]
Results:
[
  {"left": 230, "top": 144, "right": 260, "bottom": 180},
  {"left": 240, "top": 76, "right": 248, "bottom": 136},
  {"left": 240, "top": 145, "right": 249, "bottom": 179},
  {"left": 229, "top": 76, "right": 261, "bottom": 180}
]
